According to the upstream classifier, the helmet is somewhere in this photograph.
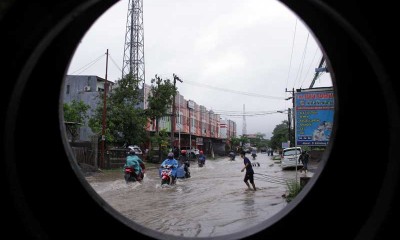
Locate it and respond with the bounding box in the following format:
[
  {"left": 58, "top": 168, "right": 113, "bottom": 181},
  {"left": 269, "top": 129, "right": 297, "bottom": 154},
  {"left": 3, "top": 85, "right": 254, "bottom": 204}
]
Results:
[
  {"left": 167, "top": 152, "right": 174, "bottom": 159},
  {"left": 181, "top": 150, "right": 187, "bottom": 155},
  {"left": 200, "top": 150, "right": 203, "bottom": 154}
]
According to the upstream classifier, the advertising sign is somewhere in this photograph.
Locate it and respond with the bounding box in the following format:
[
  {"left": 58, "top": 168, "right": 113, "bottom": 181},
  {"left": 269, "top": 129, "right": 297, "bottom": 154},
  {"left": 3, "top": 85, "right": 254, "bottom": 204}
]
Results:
[
  {"left": 188, "top": 100, "right": 195, "bottom": 109},
  {"left": 295, "top": 89, "right": 334, "bottom": 146}
]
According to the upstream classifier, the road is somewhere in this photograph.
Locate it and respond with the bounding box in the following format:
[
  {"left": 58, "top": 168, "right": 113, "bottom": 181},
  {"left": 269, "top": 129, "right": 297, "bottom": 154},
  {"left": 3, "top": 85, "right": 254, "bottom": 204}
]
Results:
[{"left": 85, "top": 153, "right": 316, "bottom": 238}]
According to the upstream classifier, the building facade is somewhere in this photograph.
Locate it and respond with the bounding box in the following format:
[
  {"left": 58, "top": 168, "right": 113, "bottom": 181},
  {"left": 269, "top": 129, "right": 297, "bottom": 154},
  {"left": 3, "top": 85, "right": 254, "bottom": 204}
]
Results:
[{"left": 63, "top": 75, "right": 237, "bottom": 151}]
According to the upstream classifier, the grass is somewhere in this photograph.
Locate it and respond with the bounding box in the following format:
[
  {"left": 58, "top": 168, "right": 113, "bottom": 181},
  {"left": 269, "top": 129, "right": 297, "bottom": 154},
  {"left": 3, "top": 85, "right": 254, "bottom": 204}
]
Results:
[{"left": 284, "top": 179, "right": 302, "bottom": 202}]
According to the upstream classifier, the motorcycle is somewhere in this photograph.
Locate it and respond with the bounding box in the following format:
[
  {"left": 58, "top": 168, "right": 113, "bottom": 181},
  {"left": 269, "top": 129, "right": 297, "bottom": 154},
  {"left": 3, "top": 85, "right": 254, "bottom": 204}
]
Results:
[
  {"left": 159, "top": 165, "right": 176, "bottom": 185},
  {"left": 176, "top": 161, "right": 191, "bottom": 179},
  {"left": 124, "top": 162, "right": 145, "bottom": 183},
  {"left": 228, "top": 151, "right": 236, "bottom": 161},
  {"left": 198, "top": 155, "right": 205, "bottom": 167}
]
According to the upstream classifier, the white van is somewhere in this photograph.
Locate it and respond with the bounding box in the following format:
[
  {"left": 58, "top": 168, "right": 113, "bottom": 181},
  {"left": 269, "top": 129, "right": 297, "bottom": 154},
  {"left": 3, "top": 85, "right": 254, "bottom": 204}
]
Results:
[{"left": 281, "top": 147, "right": 303, "bottom": 170}]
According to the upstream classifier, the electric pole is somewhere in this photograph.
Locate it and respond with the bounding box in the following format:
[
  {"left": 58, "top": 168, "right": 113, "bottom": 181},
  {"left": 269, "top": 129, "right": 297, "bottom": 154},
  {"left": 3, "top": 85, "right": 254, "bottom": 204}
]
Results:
[
  {"left": 101, "top": 49, "right": 109, "bottom": 168},
  {"left": 285, "top": 88, "right": 295, "bottom": 147},
  {"left": 171, "top": 73, "right": 182, "bottom": 148}
]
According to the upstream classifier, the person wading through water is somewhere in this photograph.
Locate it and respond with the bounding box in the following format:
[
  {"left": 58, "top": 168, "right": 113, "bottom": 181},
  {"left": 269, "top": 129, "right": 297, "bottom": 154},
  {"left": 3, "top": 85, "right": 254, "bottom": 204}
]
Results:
[{"left": 240, "top": 151, "right": 257, "bottom": 191}]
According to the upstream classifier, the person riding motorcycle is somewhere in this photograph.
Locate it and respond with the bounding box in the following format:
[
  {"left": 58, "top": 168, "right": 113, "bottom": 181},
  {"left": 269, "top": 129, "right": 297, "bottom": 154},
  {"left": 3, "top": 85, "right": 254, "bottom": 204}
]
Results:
[
  {"left": 251, "top": 148, "right": 257, "bottom": 160},
  {"left": 124, "top": 149, "right": 145, "bottom": 181},
  {"left": 198, "top": 150, "right": 206, "bottom": 166},
  {"left": 160, "top": 152, "right": 179, "bottom": 184},
  {"left": 179, "top": 150, "right": 191, "bottom": 178},
  {"left": 228, "top": 150, "right": 236, "bottom": 160}
]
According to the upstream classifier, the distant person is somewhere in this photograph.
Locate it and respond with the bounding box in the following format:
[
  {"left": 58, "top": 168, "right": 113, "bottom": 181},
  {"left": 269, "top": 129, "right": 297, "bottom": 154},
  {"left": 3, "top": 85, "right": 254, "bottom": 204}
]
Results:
[
  {"left": 240, "top": 151, "right": 256, "bottom": 191},
  {"left": 198, "top": 150, "right": 206, "bottom": 166},
  {"left": 179, "top": 150, "right": 191, "bottom": 178},
  {"left": 173, "top": 146, "right": 180, "bottom": 158},
  {"left": 299, "top": 151, "right": 310, "bottom": 173}
]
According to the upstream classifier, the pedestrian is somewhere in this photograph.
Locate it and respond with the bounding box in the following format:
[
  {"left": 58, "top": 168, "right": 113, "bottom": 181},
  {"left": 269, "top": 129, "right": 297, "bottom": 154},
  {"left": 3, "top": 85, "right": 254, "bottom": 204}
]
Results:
[
  {"left": 299, "top": 150, "right": 310, "bottom": 173},
  {"left": 240, "top": 151, "right": 256, "bottom": 191}
]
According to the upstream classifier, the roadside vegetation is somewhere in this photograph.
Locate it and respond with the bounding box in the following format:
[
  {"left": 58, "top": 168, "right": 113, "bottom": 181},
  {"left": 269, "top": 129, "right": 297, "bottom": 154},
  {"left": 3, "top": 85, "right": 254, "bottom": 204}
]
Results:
[{"left": 284, "top": 179, "right": 302, "bottom": 202}]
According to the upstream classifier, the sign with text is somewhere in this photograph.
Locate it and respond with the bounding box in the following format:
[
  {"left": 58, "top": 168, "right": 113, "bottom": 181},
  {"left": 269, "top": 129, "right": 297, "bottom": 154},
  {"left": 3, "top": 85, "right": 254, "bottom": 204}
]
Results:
[{"left": 295, "top": 90, "right": 334, "bottom": 146}]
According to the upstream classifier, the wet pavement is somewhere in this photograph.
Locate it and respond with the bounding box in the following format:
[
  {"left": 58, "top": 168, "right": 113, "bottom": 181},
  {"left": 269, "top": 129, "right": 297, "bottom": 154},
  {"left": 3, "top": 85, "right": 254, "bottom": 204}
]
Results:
[{"left": 84, "top": 154, "right": 318, "bottom": 238}]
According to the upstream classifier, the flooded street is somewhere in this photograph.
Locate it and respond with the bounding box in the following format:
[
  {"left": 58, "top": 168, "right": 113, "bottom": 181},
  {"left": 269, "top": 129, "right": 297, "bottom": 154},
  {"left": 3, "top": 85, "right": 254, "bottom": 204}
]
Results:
[{"left": 85, "top": 154, "right": 314, "bottom": 238}]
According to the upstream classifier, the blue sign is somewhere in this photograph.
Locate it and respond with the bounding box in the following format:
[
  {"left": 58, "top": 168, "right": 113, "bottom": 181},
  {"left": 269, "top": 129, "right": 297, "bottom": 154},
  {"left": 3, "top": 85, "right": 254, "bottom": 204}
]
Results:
[{"left": 295, "top": 90, "right": 334, "bottom": 146}]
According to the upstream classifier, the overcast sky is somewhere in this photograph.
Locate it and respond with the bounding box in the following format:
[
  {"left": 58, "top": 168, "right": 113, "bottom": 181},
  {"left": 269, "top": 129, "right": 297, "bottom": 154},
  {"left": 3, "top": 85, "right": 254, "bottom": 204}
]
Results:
[{"left": 67, "top": 0, "right": 332, "bottom": 139}]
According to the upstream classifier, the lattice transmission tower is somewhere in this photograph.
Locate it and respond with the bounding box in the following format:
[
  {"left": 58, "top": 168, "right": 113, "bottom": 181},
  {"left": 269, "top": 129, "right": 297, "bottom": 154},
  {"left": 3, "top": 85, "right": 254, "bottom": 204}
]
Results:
[{"left": 122, "top": 0, "right": 145, "bottom": 88}]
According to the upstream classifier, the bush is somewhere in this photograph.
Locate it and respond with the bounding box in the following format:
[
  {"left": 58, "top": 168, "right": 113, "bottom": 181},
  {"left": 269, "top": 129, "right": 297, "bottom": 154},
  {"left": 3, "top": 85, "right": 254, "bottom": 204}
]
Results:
[{"left": 285, "top": 179, "right": 302, "bottom": 202}]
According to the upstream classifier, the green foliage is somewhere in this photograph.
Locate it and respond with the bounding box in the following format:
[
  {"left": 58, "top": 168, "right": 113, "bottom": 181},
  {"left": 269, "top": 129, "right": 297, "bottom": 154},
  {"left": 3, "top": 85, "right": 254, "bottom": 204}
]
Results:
[
  {"left": 63, "top": 100, "right": 90, "bottom": 142},
  {"left": 63, "top": 99, "right": 90, "bottom": 123},
  {"left": 146, "top": 75, "right": 177, "bottom": 123},
  {"left": 229, "top": 136, "right": 241, "bottom": 149},
  {"left": 270, "top": 120, "right": 289, "bottom": 150},
  {"left": 285, "top": 179, "right": 302, "bottom": 202},
  {"left": 150, "top": 129, "right": 169, "bottom": 147},
  {"left": 248, "top": 132, "right": 270, "bottom": 149},
  {"left": 88, "top": 74, "right": 147, "bottom": 145}
]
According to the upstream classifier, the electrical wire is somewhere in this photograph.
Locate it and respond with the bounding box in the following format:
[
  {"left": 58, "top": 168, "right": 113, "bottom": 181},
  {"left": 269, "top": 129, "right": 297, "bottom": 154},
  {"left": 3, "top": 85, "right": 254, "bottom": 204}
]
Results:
[
  {"left": 69, "top": 53, "right": 105, "bottom": 75},
  {"left": 183, "top": 79, "right": 285, "bottom": 100}
]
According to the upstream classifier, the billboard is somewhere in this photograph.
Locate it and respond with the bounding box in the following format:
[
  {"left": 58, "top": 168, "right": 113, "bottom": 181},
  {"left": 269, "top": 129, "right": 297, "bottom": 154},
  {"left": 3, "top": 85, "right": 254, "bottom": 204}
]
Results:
[{"left": 295, "top": 89, "right": 334, "bottom": 146}]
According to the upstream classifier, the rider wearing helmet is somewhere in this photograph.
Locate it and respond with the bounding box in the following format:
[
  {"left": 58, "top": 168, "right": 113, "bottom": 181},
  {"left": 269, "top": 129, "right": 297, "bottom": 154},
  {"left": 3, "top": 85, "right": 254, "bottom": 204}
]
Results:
[
  {"left": 179, "top": 149, "right": 190, "bottom": 178},
  {"left": 179, "top": 150, "right": 188, "bottom": 164},
  {"left": 198, "top": 150, "right": 206, "bottom": 165},
  {"left": 160, "top": 152, "right": 179, "bottom": 184}
]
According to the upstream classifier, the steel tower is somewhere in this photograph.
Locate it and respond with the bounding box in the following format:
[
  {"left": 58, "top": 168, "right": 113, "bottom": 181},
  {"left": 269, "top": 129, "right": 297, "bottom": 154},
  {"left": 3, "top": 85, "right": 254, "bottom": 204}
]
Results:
[{"left": 122, "top": 0, "right": 145, "bottom": 87}]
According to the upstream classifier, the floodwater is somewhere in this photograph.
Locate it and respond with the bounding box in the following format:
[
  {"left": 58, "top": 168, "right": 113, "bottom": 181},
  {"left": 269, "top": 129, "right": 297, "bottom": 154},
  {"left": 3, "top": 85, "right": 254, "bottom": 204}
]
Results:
[{"left": 85, "top": 153, "right": 314, "bottom": 238}]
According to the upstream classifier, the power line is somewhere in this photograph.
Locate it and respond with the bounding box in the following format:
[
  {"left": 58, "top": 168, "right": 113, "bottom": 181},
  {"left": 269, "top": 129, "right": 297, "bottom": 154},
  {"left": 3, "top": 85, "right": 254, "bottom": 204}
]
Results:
[
  {"left": 69, "top": 53, "right": 105, "bottom": 75},
  {"left": 300, "top": 47, "right": 319, "bottom": 88},
  {"left": 293, "top": 33, "right": 310, "bottom": 88},
  {"left": 183, "top": 79, "right": 285, "bottom": 100},
  {"left": 285, "top": 19, "right": 297, "bottom": 90}
]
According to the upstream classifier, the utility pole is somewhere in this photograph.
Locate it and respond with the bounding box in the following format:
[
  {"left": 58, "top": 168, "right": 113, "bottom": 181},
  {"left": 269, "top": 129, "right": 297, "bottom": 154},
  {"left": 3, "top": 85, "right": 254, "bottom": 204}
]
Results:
[
  {"left": 170, "top": 73, "right": 182, "bottom": 148},
  {"left": 101, "top": 49, "right": 109, "bottom": 168},
  {"left": 178, "top": 92, "right": 181, "bottom": 150},
  {"left": 288, "top": 108, "right": 292, "bottom": 145},
  {"left": 292, "top": 88, "right": 295, "bottom": 147},
  {"left": 285, "top": 88, "right": 295, "bottom": 147}
]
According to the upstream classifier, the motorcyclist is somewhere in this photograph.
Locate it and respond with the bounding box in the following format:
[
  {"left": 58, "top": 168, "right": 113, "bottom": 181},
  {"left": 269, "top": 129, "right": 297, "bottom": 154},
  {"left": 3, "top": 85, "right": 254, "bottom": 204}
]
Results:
[
  {"left": 228, "top": 150, "right": 236, "bottom": 160},
  {"left": 251, "top": 148, "right": 257, "bottom": 159},
  {"left": 179, "top": 150, "right": 191, "bottom": 178},
  {"left": 198, "top": 150, "right": 206, "bottom": 166},
  {"left": 160, "top": 152, "right": 179, "bottom": 184},
  {"left": 124, "top": 149, "right": 145, "bottom": 181}
]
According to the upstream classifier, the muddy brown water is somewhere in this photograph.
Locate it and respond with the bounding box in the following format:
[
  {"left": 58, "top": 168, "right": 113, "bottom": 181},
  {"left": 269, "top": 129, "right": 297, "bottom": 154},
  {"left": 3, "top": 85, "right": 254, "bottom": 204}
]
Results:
[{"left": 84, "top": 154, "right": 316, "bottom": 238}]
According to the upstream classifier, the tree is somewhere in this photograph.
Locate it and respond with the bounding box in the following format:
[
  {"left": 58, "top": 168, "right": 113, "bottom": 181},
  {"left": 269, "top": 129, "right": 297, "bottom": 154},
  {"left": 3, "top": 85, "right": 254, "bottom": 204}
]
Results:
[
  {"left": 88, "top": 74, "right": 148, "bottom": 146},
  {"left": 63, "top": 100, "right": 90, "bottom": 142},
  {"left": 229, "top": 136, "right": 241, "bottom": 150},
  {"left": 270, "top": 120, "right": 289, "bottom": 150},
  {"left": 145, "top": 74, "right": 177, "bottom": 161},
  {"left": 146, "top": 75, "right": 177, "bottom": 135}
]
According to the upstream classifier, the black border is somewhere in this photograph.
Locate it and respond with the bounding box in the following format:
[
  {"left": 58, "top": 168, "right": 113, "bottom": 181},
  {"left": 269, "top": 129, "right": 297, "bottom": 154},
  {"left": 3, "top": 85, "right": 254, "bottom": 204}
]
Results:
[{"left": 1, "top": 0, "right": 399, "bottom": 239}]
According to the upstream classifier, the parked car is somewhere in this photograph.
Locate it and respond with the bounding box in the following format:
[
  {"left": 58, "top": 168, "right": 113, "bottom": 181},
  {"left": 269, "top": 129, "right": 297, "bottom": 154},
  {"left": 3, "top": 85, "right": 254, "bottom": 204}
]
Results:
[
  {"left": 281, "top": 147, "right": 303, "bottom": 170},
  {"left": 180, "top": 146, "right": 200, "bottom": 158},
  {"left": 127, "top": 145, "right": 143, "bottom": 155}
]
